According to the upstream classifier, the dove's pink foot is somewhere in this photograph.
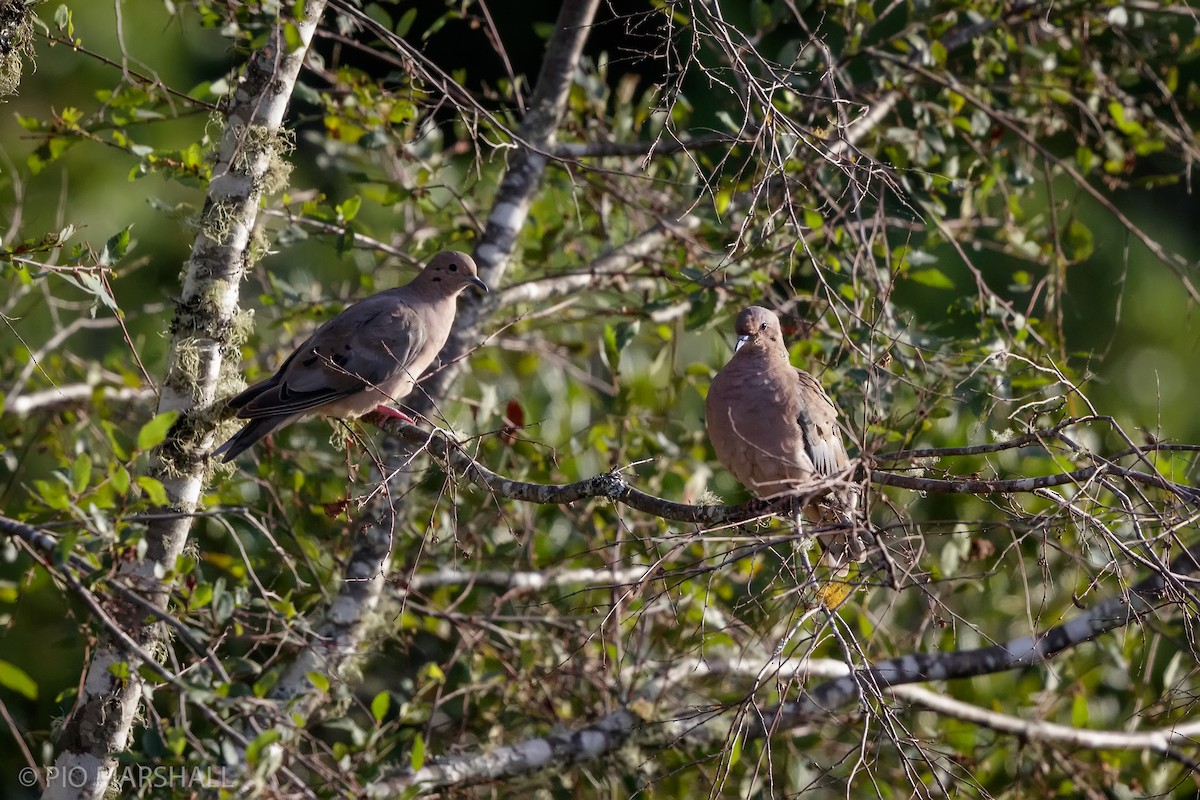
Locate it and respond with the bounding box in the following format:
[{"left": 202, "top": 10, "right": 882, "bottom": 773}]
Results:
[{"left": 372, "top": 405, "right": 416, "bottom": 423}]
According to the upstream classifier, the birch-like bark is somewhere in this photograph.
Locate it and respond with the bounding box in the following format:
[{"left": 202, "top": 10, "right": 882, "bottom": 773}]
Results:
[
  {"left": 268, "top": 0, "right": 602, "bottom": 710},
  {"left": 44, "top": 4, "right": 326, "bottom": 798}
]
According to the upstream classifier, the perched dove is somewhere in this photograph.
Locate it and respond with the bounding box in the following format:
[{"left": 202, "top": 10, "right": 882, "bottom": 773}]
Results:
[
  {"left": 213, "top": 250, "right": 487, "bottom": 462},
  {"left": 705, "top": 306, "right": 862, "bottom": 573}
]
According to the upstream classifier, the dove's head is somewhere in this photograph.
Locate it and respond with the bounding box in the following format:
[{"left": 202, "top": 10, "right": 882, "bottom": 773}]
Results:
[
  {"left": 418, "top": 251, "right": 488, "bottom": 295},
  {"left": 732, "top": 306, "right": 784, "bottom": 353}
]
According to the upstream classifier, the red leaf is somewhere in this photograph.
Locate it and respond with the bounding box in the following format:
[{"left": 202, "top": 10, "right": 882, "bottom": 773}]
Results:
[{"left": 501, "top": 399, "right": 525, "bottom": 446}]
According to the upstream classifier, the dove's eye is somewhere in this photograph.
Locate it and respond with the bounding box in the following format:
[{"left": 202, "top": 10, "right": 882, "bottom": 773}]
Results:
[
  {"left": 760, "top": 322, "right": 768, "bottom": 331},
  {"left": 449, "top": 262, "right": 459, "bottom": 272}
]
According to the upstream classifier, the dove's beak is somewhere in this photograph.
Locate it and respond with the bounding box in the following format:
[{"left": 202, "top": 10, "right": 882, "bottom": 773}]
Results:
[
  {"left": 468, "top": 276, "right": 489, "bottom": 293},
  {"left": 734, "top": 334, "right": 750, "bottom": 352}
]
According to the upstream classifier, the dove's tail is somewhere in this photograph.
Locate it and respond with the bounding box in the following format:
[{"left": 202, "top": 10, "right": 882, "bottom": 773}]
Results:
[{"left": 212, "top": 416, "right": 290, "bottom": 463}]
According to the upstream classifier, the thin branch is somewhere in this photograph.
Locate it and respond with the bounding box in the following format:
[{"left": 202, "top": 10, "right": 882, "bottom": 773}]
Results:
[
  {"left": 372, "top": 415, "right": 815, "bottom": 525},
  {"left": 888, "top": 684, "right": 1200, "bottom": 770},
  {"left": 493, "top": 216, "right": 699, "bottom": 307},
  {"left": 3, "top": 383, "right": 153, "bottom": 416},
  {"left": 873, "top": 464, "right": 1200, "bottom": 505},
  {"left": 549, "top": 132, "right": 751, "bottom": 159},
  {"left": 404, "top": 565, "right": 657, "bottom": 593}
]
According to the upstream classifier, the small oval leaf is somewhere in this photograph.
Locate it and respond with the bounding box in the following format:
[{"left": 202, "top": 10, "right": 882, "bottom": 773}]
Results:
[{"left": 136, "top": 411, "right": 179, "bottom": 451}]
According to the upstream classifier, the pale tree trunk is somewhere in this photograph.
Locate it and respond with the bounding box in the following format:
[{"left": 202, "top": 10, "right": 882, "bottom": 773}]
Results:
[
  {"left": 267, "top": 0, "right": 602, "bottom": 711},
  {"left": 44, "top": 3, "right": 327, "bottom": 798},
  {"left": 418, "top": 0, "right": 603, "bottom": 408}
]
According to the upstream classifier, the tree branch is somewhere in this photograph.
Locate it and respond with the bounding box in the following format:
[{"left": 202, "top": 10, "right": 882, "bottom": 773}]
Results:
[
  {"left": 370, "top": 416, "right": 1200, "bottom": 523},
  {"left": 494, "top": 217, "right": 699, "bottom": 307},
  {"left": 3, "top": 383, "right": 153, "bottom": 416},
  {"left": 887, "top": 684, "right": 1200, "bottom": 770},
  {"left": 411, "top": 0, "right": 602, "bottom": 412}
]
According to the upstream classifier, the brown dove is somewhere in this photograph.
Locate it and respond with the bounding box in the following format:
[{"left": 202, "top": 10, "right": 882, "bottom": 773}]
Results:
[
  {"left": 705, "top": 306, "right": 862, "bottom": 574},
  {"left": 213, "top": 250, "right": 487, "bottom": 462}
]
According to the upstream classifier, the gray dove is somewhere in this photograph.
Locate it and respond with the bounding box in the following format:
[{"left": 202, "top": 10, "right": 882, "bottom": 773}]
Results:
[
  {"left": 213, "top": 250, "right": 486, "bottom": 462},
  {"left": 705, "top": 306, "right": 863, "bottom": 582}
]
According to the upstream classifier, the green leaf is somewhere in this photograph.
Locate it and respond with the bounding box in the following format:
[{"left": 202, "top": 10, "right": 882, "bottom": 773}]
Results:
[
  {"left": 100, "top": 225, "right": 134, "bottom": 265},
  {"left": 107, "top": 660, "right": 132, "bottom": 681},
  {"left": 394, "top": 7, "right": 418, "bottom": 36},
  {"left": 188, "top": 582, "right": 213, "bottom": 610},
  {"left": 1071, "top": 691, "right": 1089, "bottom": 727},
  {"left": 336, "top": 195, "right": 362, "bottom": 222},
  {"left": 245, "top": 730, "right": 282, "bottom": 765},
  {"left": 0, "top": 660, "right": 38, "bottom": 699},
  {"left": 53, "top": 4, "right": 74, "bottom": 38},
  {"left": 602, "top": 325, "right": 620, "bottom": 374},
  {"left": 71, "top": 453, "right": 91, "bottom": 494},
  {"left": 32, "top": 479, "right": 70, "bottom": 511},
  {"left": 135, "top": 476, "right": 169, "bottom": 507},
  {"left": 110, "top": 464, "right": 130, "bottom": 495},
  {"left": 908, "top": 268, "right": 955, "bottom": 289},
  {"left": 307, "top": 672, "right": 330, "bottom": 693},
  {"left": 371, "top": 690, "right": 390, "bottom": 723},
  {"left": 282, "top": 21, "right": 302, "bottom": 51},
  {"left": 166, "top": 727, "right": 187, "bottom": 757},
  {"left": 684, "top": 290, "right": 718, "bottom": 331},
  {"left": 136, "top": 411, "right": 179, "bottom": 451},
  {"left": 1064, "top": 219, "right": 1094, "bottom": 262},
  {"left": 410, "top": 733, "right": 426, "bottom": 771},
  {"left": 252, "top": 671, "right": 280, "bottom": 699}
]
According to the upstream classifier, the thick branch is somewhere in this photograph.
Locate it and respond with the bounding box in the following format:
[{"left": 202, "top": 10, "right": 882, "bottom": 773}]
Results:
[
  {"left": 373, "top": 416, "right": 813, "bottom": 525},
  {"left": 371, "top": 710, "right": 639, "bottom": 796}
]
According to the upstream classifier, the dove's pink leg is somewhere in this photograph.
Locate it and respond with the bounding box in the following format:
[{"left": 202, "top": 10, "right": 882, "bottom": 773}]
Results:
[{"left": 372, "top": 405, "right": 416, "bottom": 424}]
